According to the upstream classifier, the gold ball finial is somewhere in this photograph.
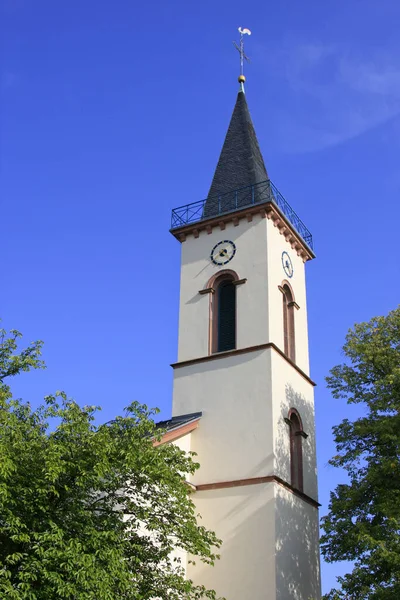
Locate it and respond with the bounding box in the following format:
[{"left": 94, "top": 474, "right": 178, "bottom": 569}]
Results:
[{"left": 238, "top": 75, "right": 246, "bottom": 83}]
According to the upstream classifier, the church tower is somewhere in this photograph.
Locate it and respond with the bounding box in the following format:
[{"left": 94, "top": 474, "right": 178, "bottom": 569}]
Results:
[{"left": 167, "top": 68, "right": 321, "bottom": 600}]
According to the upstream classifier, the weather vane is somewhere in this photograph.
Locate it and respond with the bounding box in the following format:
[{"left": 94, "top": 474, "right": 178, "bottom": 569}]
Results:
[{"left": 233, "top": 27, "right": 252, "bottom": 83}]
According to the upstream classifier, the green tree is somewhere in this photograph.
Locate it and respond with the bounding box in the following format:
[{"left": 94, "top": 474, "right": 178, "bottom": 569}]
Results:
[
  {"left": 0, "top": 327, "right": 222, "bottom": 599},
  {"left": 321, "top": 306, "right": 400, "bottom": 599}
]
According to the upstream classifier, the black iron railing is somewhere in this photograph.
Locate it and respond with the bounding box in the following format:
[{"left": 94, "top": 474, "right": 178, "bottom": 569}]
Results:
[{"left": 170, "top": 180, "right": 314, "bottom": 251}]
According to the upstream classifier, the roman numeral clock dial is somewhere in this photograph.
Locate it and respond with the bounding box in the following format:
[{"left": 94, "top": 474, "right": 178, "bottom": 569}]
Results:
[{"left": 210, "top": 240, "right": 236, "bottom": 266}]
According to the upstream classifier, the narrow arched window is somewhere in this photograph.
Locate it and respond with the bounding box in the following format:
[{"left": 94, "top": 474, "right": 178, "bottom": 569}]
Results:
[
  {"left": 211, "top": 274, "right": 236, "bottom": 353},
  {"left": 282, "top": 283, "right": 296, "bottom": 362},
  {"left": 217, "top": 279, "right": 236, "bottom": 352},
  {"left": 287, "top": 409, "right": 305, "bottom": 492}
]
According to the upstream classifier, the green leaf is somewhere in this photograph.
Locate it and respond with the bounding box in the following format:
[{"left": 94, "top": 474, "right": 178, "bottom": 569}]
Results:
[{"left": 0, "top": 325, "right": 222, "bottom": 599}]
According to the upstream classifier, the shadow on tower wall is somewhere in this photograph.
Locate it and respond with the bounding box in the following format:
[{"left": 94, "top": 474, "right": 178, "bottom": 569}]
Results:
[{"left": 187, "top": 382, "right": 321, "bottom": 600}]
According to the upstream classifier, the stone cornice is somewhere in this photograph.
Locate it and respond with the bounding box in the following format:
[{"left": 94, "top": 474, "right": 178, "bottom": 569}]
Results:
[
  {"left": 170, "top": 201, "right": 315, "bottom": 262},
  {"left": 198, "top": 278, "right": 247, "bottom": 295},
  {"left": 171, "top": 342, "right": 316, "bottom": 387},
  {"left": 195, "top": 475, "right": 320, "bottom": 509}
]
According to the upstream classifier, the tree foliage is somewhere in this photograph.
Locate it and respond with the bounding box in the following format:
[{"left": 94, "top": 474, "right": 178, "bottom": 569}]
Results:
[
  {"left": 321, "top": 306, "right": 400, "bottom": 599},
  {"left": 0, "top": 327, "right": 222, "bottom": 599}
]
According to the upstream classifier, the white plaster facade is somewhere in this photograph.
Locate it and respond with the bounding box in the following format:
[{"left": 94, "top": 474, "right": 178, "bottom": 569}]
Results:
[{"left": 171, "top": 211, "right": 321, "bottom": 599}]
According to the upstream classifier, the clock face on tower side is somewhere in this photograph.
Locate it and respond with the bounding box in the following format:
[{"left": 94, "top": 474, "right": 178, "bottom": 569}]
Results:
[
  {"left": 282, "top": 251, "right": 294, "bottom": 278},
  {"left": 211, "top": 240, "right": 236, "bottom": 266}
]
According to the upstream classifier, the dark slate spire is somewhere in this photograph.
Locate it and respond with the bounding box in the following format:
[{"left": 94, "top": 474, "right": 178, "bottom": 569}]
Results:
[{"left": 203, "top": 84, "right": 268, "bottom": 217}]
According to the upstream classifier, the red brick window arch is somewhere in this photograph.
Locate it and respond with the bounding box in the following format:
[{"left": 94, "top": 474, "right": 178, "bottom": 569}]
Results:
[
  {"left": 281, "top": 281, "right": 296, "bottom": 362},
  {"left": 286, "top": 408, "right": 307, "bottom": 492},
  {"left": 207, "top": 270, "right": 239, "bottom": 354}
]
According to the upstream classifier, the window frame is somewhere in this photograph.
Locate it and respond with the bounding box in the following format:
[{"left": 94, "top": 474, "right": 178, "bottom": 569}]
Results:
[
  {"left": 207, "top": 269, "right": 239, "bottom": 355},
  {"left": 286, "top": 408, "right": 307, "bottom": 492},
  {"left": 280, "top": 280, "right": 297, "bottom": 362}
]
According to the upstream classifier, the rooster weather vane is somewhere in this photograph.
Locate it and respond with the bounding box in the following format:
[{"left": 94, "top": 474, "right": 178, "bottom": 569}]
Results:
[{"left": 233, "top": 27, "right": 252, "bottom": 81}]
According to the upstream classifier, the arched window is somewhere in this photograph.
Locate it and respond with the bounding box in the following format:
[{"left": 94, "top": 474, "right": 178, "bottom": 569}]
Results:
[
  {"left": 287, "top": 409, "right": 307, "bottom": 492},
  {"left": 281, "top": 282, "right": 296, "bottom": 362},
  {"left": 217, "top": 278, "right": 236, "bottom": 352},
  {"left": 210, "top": 272, "right": 237, "bottom": 354}
]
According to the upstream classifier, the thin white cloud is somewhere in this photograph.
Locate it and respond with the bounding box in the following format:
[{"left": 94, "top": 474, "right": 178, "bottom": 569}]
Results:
[{"left": 259, "top": 40, "right": 400, "bottom": 152}]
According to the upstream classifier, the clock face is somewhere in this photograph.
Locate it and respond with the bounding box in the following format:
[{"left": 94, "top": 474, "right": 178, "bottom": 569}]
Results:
[
  {"left": 211, "top": 240, "right": 236, "bottom": 266},
  {"left": 282, "top": 251, "right": 294, "bottom": 278}
]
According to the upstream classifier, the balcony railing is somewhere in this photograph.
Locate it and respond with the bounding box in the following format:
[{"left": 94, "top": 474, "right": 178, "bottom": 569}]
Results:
[{"left": 170, "top": 180, "right": 314, "bottom": 251}]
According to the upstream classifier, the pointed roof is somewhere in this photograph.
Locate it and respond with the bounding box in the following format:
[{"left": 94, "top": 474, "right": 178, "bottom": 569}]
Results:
[{"left": 204, "top": 87, "right": 268, "bottom": 217}]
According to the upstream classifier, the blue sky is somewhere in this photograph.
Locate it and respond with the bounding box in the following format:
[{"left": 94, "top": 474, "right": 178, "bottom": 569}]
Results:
[{"left": 2, "top": 0, "right": 400, "bottom": 594}]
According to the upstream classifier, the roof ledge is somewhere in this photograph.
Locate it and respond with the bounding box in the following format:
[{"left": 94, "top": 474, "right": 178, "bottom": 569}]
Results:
[
  {"left": 171, "top": 201, "right": 315, "bottom": 262},
  {"left": 154, "top": 412, "right": 202, "bottom": 446}
]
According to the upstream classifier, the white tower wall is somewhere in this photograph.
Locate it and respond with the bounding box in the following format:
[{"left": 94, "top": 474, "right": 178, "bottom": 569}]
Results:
[
  {"left": 171, "top": 208, "right": 320, "bottom": 600},
  {"left": 177, "top": 217, "right": 270, "bottom": 362},
  {"left": 265, "top": 216, "right": 310, "bottom": 375}
]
